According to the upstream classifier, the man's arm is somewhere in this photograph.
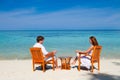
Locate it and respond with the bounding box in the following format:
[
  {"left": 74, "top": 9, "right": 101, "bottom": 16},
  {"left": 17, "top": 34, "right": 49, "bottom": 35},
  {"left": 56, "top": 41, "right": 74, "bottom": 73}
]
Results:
[{"left": 45, "top": 50, "right": 56, "bottom": 58}]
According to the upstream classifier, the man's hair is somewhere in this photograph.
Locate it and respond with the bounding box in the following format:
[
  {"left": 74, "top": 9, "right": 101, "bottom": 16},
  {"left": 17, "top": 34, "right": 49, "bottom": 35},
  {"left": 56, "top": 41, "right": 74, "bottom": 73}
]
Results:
[{"left": 36, "top": 36, "right": 44, "bottom": 42}]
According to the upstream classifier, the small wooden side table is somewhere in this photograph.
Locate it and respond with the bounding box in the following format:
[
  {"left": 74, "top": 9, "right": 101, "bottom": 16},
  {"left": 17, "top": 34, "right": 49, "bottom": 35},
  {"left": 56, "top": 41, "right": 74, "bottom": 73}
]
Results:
[{"left": 59, "top": 56, "right": 72, "bottom": 70}]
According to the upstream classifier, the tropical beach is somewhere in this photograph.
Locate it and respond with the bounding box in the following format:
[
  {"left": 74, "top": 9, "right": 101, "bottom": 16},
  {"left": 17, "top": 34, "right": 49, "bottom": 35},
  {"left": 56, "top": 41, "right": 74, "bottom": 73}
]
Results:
[
  {"left": 0, "top": 0, "right": 120, "bottom": 80},
  {"left": 0, "top": 30, "right": 120, "bottom": 80}
]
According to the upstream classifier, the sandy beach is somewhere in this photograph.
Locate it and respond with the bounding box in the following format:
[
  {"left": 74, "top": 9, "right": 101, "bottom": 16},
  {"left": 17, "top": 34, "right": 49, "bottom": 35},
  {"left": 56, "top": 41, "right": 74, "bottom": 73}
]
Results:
[{"left": 0, "top": 58, "right": 120, "bottom": 80}]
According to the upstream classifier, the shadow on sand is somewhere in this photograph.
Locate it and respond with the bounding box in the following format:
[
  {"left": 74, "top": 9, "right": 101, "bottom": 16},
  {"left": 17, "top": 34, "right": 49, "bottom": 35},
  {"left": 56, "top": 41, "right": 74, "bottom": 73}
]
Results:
[
  {"left": 35, "top": 65, "right": 53, "bottom": 71},
  {"left": 88, "top": 73, "right": 120, "bottom": 80},
  {"left": 112, "top": 62, "right": 120, "bottom": 66},
  {"left": 72, "top": 65, "right": 97, "bottom": 71},
  {"left": 72, "top": 66, "right": 120, "bottom": 80}
]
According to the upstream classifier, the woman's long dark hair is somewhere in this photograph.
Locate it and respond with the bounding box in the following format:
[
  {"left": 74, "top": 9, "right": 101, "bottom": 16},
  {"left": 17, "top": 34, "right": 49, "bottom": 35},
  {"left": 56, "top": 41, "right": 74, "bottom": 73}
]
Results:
[{"left": 89, "top": 36, "right": 99, "bottom": 46}]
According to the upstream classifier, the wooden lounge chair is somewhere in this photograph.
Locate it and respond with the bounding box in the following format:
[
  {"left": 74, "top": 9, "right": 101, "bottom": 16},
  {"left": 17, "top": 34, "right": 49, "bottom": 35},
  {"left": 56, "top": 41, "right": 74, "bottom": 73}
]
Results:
[
  {"left": 30, "top": 47, "right": 55, "bottom": 72},
  {"left": 78, "top": 46, "right": 102, "bottom": 72}
]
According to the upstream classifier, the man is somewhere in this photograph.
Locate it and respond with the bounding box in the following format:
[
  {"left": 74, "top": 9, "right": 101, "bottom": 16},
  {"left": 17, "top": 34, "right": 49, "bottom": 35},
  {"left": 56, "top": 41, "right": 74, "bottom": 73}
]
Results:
[{"left": 33, "top": 36, "right": 58, "bottom": 68}]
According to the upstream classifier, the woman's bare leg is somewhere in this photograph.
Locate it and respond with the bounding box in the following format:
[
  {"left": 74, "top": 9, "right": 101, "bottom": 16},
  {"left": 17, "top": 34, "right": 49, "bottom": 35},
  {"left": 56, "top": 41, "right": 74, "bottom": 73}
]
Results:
[{"left": 71, "top": 56, "right": 78, "bottom": 65}]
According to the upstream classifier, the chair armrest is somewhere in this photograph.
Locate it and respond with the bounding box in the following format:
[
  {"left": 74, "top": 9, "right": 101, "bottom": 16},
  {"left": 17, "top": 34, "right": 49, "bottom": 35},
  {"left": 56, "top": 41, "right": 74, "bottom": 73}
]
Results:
[
  {"left": 78, "top": 52, "right": 87, "bottom": 56},
  {"left": 85, "top": 54, "right": 92, "bottom": 57},
  {"left": 79, "top": 52, "right": 86, "bottom": 54},
  {"left": 79, "top": 52, "right": 92, "bottom": 57}
]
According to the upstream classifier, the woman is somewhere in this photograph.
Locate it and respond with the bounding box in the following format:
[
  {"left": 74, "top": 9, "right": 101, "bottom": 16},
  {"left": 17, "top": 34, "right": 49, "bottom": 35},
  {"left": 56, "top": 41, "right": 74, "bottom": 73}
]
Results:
[{"left": 72, "top": 36, "right": 99, "bottom": 69}]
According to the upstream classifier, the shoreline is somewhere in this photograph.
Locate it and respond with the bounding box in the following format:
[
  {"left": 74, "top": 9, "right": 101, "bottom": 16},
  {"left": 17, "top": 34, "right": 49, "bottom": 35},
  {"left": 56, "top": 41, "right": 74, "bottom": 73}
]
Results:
[{"left": 0, "top": 58, "right": 120, "bottom": 80}]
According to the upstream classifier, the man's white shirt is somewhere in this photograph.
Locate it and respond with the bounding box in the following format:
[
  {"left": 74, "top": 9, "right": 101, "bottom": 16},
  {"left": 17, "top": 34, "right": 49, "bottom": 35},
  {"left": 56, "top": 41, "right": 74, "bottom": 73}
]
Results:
[{"left": 33, "top": 43, "right": 48, "bottom": 56}]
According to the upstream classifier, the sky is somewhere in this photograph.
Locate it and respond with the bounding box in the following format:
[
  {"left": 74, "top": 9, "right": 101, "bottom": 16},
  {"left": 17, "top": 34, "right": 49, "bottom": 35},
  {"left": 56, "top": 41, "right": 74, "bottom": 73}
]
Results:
[{"left": 0, "top": 0, "right": 120, "bottom": 30}]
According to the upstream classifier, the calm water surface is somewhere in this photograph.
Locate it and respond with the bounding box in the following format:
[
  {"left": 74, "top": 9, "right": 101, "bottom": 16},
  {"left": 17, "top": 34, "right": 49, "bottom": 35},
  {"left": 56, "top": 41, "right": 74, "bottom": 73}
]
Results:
[{"left": 0, "top": 30, "right": 120, "bottom": 59}]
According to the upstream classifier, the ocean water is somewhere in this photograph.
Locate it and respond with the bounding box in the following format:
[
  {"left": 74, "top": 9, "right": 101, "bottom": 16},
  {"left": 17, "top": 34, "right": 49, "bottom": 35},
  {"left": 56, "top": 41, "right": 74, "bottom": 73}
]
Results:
[{"left": 0, "top": 30, "right": 120, "bottom": 60}]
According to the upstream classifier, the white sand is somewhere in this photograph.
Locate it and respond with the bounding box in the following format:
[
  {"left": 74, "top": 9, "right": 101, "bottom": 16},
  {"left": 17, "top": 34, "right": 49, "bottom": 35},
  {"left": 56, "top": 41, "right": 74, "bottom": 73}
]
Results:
[{"left": 0, "top": 59, "right": 120, "bottom": 80}]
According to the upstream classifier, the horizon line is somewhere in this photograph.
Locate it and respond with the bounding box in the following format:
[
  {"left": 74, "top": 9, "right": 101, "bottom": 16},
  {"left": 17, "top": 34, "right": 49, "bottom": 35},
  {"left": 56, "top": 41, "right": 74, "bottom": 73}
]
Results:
[{"left": 0, "top": 29, "right": 120, "bottom": 31}]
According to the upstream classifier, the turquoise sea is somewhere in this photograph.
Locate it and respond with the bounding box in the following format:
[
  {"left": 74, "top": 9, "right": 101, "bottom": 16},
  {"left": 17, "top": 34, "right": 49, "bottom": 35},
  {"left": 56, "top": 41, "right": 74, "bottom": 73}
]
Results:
[{"left": 0, "top": 30, "right": 120, "bottom": 60}]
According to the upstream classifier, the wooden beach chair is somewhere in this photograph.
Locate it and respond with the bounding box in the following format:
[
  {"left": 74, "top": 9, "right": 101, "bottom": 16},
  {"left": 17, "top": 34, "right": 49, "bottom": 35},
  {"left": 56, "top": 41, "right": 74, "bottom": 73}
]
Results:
[
  {"left": 78, "top": 46, "right": 102, "bottom": 72},
  {"left": 30, "top": 48, "right": 55, "bottom": 72}
]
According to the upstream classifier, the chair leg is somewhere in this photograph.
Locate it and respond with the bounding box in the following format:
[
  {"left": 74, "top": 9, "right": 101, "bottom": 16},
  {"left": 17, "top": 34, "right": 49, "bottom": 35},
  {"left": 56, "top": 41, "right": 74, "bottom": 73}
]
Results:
[
  {"left": 91, "top": 62, "right": 94, "bottom": 72},
  {"left": 53, "top": 61, "right": 55, "bottom": 71},
  {"left": 32, "top": 62, "right": 35, "bottom": 71},
  {"left": 42, "top": 63, "right": 45, "bottom": 72},
  {"left": 78, "top": 57, "right": 80, "bottom": 71},
  {"left": 98, "top": 60, "right": 100, "bottom": 71}
]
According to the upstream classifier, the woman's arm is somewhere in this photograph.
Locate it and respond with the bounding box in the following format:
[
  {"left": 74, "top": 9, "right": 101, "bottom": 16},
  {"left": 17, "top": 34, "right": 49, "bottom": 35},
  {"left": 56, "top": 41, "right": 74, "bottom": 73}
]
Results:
[{"left": 76, "top": 46, "right": 94, "bottom": 55}]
